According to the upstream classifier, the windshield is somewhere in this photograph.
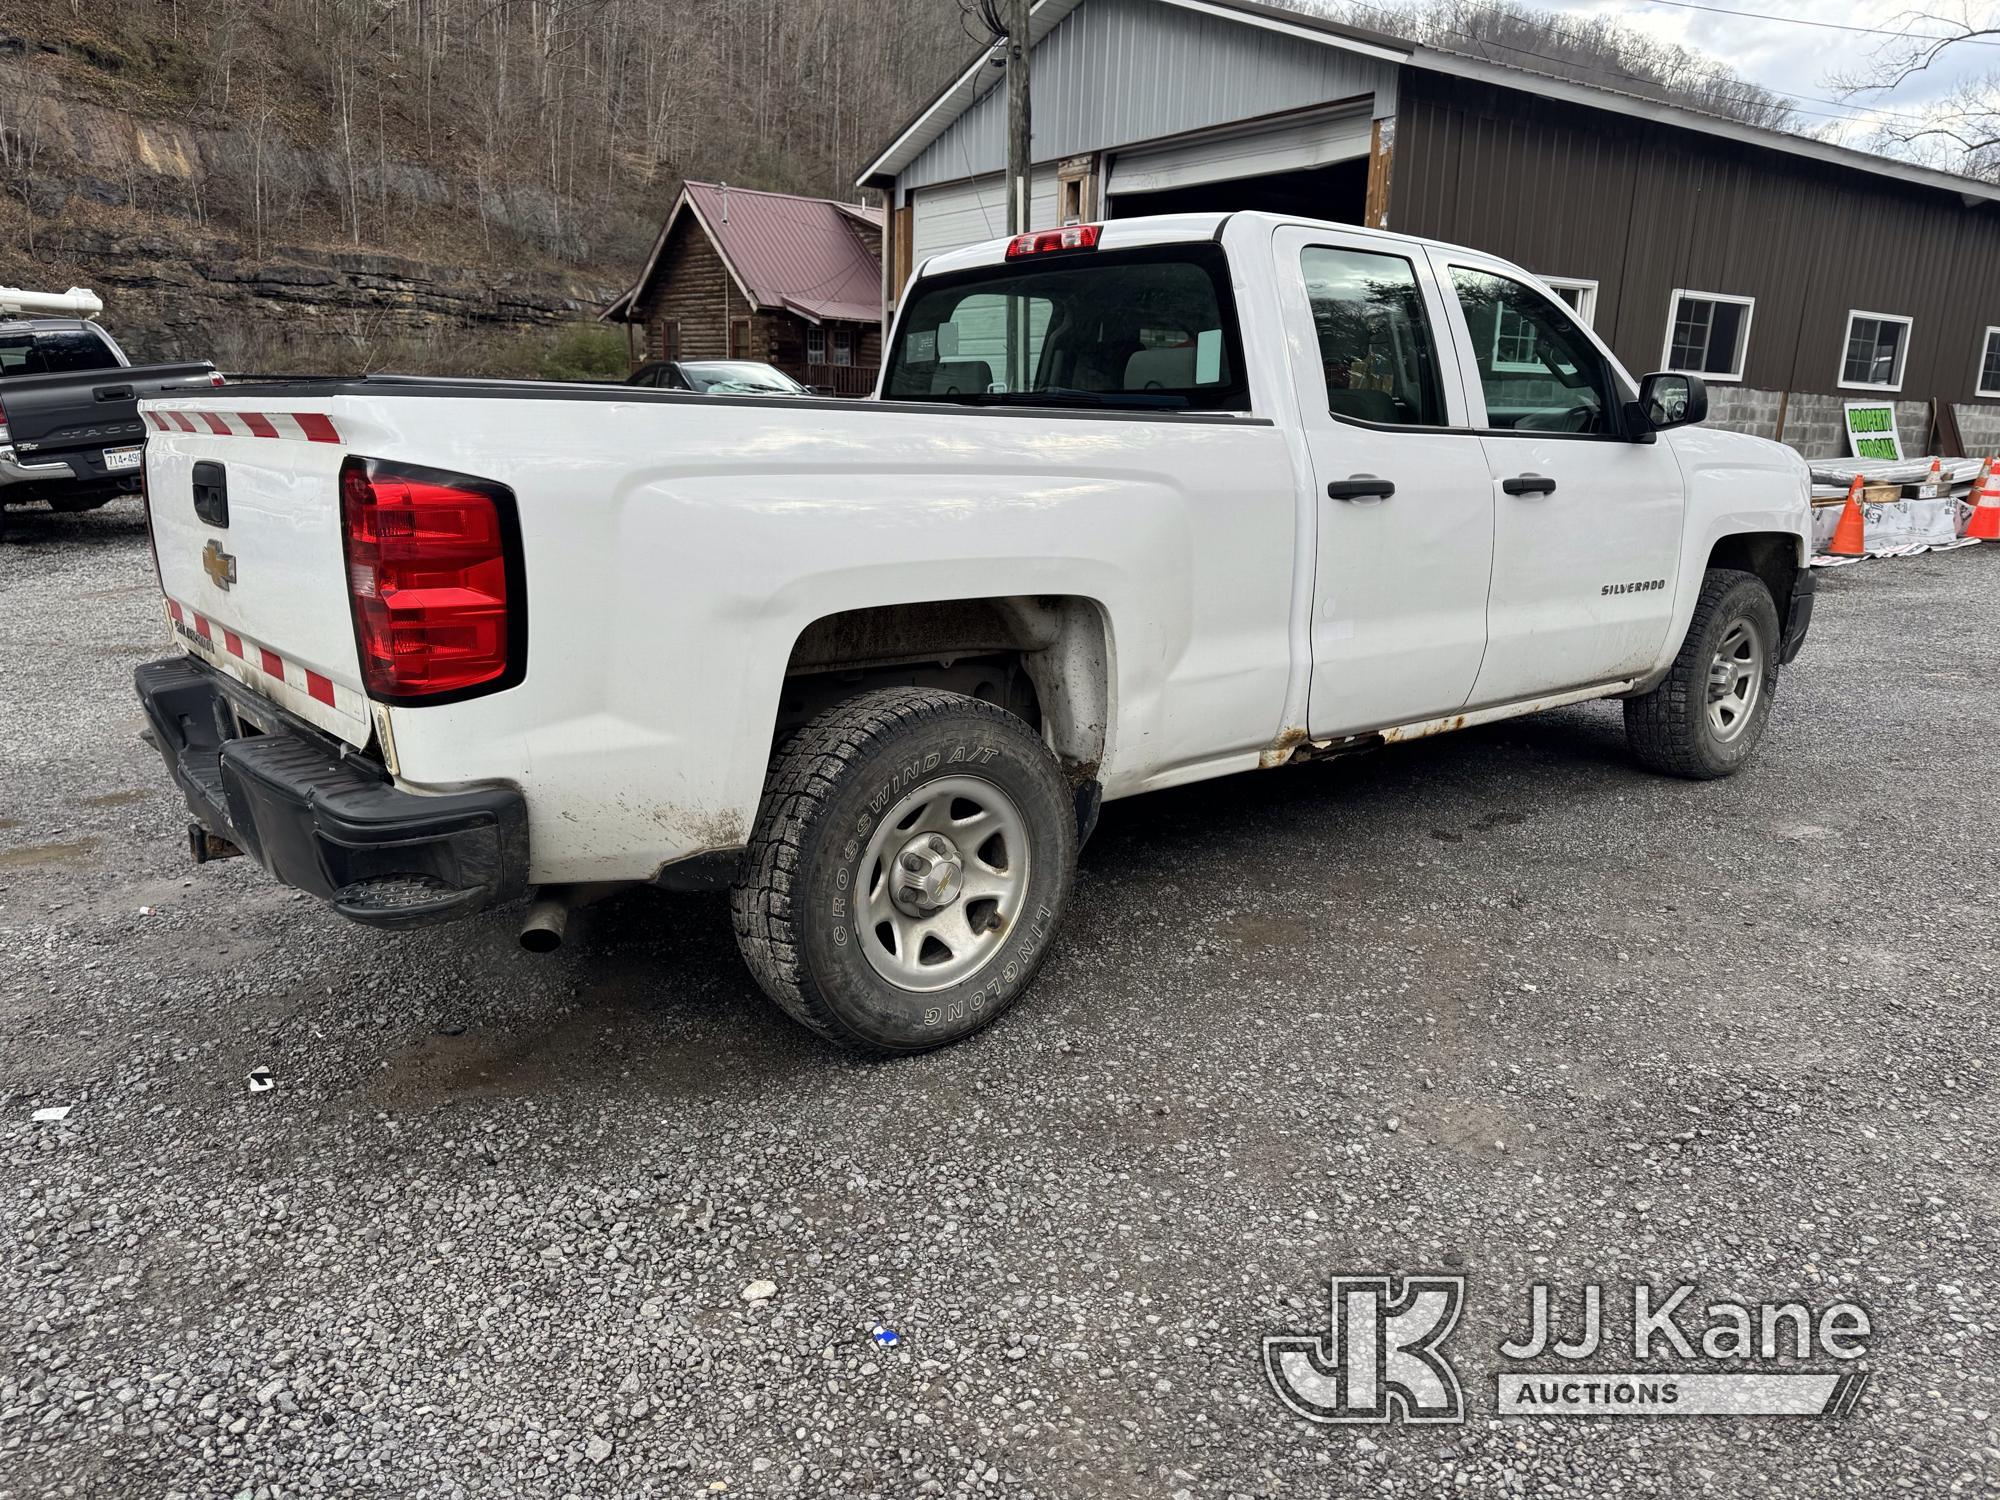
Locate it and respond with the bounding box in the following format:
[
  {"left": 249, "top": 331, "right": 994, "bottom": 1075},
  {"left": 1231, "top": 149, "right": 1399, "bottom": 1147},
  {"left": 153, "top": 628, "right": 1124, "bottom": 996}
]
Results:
[
  {"left": 883, "top": 243, "right": 1247, "bottom": 411},
  {"left": 0, "top": 326, "right": 120, "bottom": 378},
  {"left": 682, "top": 361, "right": 807, "bottom": 395}
]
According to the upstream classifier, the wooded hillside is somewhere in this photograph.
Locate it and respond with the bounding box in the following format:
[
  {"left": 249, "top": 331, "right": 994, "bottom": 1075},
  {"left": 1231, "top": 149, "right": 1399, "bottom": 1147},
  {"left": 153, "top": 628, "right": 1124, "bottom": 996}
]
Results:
[{"left": 0, "top": 0, "right": 976, "bottom": 371}]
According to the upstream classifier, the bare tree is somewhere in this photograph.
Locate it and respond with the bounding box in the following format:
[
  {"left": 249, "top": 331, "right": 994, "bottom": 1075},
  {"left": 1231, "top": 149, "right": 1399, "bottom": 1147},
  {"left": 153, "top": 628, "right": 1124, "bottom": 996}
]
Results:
[
  {"left": 0, "top": 76, "right": 51, "bottom": 257},
  {"left": 1830, "top": 3, "right": 2000, "bottom": 181}
]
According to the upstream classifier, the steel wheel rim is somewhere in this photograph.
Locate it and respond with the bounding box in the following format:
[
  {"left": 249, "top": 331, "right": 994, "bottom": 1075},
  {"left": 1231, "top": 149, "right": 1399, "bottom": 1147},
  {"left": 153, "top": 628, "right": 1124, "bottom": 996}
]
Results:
[
  {"left": 856, "top": 774, "right": 1032, "bottom": 993},
  {"left": 1705, "top": 618, "right": 1764, "bottom": 742}
]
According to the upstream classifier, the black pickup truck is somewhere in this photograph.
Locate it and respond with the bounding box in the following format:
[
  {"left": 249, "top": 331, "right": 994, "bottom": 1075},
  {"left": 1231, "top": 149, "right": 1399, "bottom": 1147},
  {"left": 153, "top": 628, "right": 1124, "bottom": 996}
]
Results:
[{"left": 0, "top": 319, "right": 218, "bottom": 538}]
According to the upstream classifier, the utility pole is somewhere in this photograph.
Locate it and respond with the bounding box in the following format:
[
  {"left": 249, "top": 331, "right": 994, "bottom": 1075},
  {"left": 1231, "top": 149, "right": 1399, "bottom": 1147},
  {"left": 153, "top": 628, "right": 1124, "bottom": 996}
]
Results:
[
  {"left": 1004, "top": 0, "right": 1033, "bottom": 393},
  {"left": 1005, "top": 0, "right": 1032, "bottom": 236}
]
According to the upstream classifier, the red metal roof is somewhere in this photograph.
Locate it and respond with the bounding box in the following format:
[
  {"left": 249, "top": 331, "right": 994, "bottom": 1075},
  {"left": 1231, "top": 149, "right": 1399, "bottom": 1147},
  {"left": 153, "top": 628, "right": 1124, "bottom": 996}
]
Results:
[{"left": 607, "top": 181, "right": 883, "bottom": 327}]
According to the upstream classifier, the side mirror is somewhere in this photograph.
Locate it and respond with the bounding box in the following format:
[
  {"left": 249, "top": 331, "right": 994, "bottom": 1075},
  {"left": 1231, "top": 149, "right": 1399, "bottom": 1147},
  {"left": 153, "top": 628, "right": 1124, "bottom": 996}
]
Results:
[{"left": 1634, "top": 371, "right": 1707, "bottom": 434}]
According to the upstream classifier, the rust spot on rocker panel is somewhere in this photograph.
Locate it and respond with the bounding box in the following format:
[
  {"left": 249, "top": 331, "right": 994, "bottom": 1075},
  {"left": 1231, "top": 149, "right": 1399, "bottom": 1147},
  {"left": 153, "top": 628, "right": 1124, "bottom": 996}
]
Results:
[
  {"left": 1260, "top": 726, "right": 1309, "bottom": 769},
  {"left": 1381, "top": 714, "right": 1468, "bottom": 744}
]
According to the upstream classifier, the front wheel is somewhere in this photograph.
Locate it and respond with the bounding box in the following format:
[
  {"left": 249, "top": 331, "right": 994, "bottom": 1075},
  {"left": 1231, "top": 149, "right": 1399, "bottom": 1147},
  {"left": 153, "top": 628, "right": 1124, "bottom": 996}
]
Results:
[
  {"left": 1624, "top": 568, "right": 1780, "bottom": 779},
  {"left": 731, "top": 687, "right": 1078, "bottom": 1054}
]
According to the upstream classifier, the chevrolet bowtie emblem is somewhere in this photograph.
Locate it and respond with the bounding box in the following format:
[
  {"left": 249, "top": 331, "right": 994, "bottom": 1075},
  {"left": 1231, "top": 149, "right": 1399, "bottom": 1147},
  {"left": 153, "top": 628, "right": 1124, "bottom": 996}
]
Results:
[{"left": 201, "top": 539, "right": 237, "bottom": 591}]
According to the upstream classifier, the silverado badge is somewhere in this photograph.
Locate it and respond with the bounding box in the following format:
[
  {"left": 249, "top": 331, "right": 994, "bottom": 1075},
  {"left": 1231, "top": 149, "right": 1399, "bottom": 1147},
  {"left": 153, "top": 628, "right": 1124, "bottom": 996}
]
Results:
[{"left": 201, "top": 539, "right": 237, "bottom": 591}]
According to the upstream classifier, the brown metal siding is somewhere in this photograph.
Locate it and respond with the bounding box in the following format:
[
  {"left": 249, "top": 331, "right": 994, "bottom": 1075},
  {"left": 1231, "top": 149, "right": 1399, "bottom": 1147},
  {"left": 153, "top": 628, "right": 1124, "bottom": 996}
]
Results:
[{"left": 1390, "top": 71, "right": 2000, "bottom": 406}]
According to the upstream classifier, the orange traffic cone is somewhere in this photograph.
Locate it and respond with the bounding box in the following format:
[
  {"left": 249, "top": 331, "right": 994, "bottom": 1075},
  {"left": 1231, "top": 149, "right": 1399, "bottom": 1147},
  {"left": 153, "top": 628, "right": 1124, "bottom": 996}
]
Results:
[
  {"left": 1829, "top": 475, "right": 1868, "bottom": 556},
  {"left": 1921, "top": 457, "right": 1946, "bottom": 497},
  {"left": 1966, "top": 456, "right": 2000, "bottom": 541}
]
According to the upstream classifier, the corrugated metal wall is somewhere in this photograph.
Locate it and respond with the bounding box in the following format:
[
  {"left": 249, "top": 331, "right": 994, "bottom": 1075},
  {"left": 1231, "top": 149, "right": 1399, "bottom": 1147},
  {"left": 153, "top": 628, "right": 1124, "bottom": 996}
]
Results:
[
  {"left": 902, "top": 0, "right": 1397, "bottom": 191},
  {"left": 1392, "top": 72, "right": 2000, "bottom": 405}
]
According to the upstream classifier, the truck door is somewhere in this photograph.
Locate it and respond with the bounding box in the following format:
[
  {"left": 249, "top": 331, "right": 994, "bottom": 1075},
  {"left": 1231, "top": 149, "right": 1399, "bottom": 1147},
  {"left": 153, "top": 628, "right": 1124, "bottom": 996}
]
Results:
[
  {"left": 1430, "top": 255, "right": 1684, "bottom": 705},
  {"left": 1272, "top": 225, "right": 1496, "bottom": 739}
]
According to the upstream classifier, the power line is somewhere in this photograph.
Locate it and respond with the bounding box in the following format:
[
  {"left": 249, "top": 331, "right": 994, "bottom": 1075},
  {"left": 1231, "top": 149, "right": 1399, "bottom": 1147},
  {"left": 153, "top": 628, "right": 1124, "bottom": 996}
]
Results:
[
  {"left": 1329, "top": 0, "right": 1946, "bottom": 125},
  {"left": 1627, "top": 0, "right": 2000, "bottom": 48}
]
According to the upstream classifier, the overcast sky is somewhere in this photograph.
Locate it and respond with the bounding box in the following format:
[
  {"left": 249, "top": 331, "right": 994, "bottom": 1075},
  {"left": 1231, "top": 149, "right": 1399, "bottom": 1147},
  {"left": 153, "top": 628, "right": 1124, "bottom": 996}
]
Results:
[{"left": 1525, "top": 0, "right": 1997, "bottom": 150}]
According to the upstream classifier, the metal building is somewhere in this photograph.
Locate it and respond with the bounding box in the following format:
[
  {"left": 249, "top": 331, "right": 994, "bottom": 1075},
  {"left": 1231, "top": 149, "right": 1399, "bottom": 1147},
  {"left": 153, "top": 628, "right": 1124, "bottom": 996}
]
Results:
[{"left": 858, "top": 0, "right": 2000, "bottom": 457}]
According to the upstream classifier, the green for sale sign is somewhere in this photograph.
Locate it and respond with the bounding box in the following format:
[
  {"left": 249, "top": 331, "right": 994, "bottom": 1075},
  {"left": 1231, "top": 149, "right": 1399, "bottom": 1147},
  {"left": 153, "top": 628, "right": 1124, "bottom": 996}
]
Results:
[{"left": 1844, "top": 400, "right": 1903, "bottom": 461}]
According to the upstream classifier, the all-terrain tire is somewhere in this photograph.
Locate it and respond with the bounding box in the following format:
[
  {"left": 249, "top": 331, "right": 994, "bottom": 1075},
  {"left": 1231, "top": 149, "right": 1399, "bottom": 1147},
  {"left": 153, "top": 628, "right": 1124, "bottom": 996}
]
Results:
[
  {"left": 1624, "top": 568, "right": 1780, "bottom": 779},
  {"left": 730, "top": 687, "right": 1078, "bottom": 1054}
]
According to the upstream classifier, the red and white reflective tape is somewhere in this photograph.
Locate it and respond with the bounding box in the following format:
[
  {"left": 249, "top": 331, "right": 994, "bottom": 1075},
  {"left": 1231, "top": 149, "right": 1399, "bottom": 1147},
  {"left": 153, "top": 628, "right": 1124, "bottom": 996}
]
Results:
[
  {"left": 166, "top": 597, "right": 345, "bottom": 710},
  {"left": 146, "top": 409, "right": 342, "bottom": 443}
]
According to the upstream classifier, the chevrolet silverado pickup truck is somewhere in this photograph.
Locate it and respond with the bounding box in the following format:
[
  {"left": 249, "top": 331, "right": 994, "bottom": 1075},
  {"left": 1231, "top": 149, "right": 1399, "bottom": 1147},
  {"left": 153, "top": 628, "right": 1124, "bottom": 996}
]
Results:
[
  {"left": 0, "top": 295, "right": 220, "bottom": 537},
  {"left": 132, "top": 211, "right": 1814, "bottom": 1053}
]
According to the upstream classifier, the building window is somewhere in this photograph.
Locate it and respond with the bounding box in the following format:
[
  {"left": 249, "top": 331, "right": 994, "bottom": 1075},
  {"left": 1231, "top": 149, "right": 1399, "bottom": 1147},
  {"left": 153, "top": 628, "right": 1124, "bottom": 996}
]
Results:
[
  {"left": 1979, "top": 327, "right": 2000, "bottom": 399},
  {"left": 1541, "top": 277, "right": 1598, "bottom": 327},
  {"left": 1489, "top": 300, "right": 1544, "bottom": 373},
  {"left": 1663, "top": 290, "right": 1753, "bottom": 382},
  {"left": 832, "top": 329, "right": 855, "bottom": 367},
  {"left": 663, "top": 319, "right": 681, "bottom": 361},
  {"left": 1839, "top": 310, "right": 1913, "bottom": 391},
  {"left": 806, "top": 326, "right": 827, "bottom": 365}
]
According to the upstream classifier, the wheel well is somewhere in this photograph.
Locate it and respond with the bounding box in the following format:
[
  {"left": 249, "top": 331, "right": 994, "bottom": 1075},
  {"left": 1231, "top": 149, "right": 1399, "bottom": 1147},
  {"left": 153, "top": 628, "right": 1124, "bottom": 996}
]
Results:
[
  {"left": 1706, "top": 533, "right": 1797, "bottom": 621},
  {"left": 778, "top": 597, "right": 1110, "bottom": 782}
]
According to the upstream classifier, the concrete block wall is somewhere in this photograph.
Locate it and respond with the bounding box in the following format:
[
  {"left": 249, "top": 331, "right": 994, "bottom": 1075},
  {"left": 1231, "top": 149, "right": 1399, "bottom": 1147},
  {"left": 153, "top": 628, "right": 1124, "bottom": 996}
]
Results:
[
  {"left": 1704, "top": 388, "right": 1943, "bottom": 461},
  {"left": 1702, "top": 386, "right": 1784, "bottom": 441},
  {"left": 1953, "top": 403, "right": 2000, "bottom": 457}
]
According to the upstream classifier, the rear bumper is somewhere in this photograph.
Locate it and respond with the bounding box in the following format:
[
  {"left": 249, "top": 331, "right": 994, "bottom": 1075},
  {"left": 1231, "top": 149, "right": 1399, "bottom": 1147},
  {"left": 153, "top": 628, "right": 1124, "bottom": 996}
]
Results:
[
  {"left": 134, "top": 654, "right": 528, "bottom": 928},
  {"left": 1780, "top": 565, "right": 1815, "bottom": 664},
  {"left": 0, "top": 444, "right": 142, "bottom": 497}
]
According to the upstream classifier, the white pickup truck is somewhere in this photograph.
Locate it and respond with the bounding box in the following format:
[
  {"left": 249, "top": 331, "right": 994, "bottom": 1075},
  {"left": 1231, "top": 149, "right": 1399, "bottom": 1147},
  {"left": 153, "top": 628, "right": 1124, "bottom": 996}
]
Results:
[{"left": 134, "top": 211, "right": 1813, "bottom": 1052}]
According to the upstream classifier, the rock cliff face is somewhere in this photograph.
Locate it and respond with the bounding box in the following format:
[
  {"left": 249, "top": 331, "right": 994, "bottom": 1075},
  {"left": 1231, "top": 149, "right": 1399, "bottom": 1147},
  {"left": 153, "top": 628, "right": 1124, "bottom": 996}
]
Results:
[
  {"left": 4, "top": 221, "right": 623, "bottom": 374},
  {"left": 0, "top": 55, "right": 630, "bottom": 374}
]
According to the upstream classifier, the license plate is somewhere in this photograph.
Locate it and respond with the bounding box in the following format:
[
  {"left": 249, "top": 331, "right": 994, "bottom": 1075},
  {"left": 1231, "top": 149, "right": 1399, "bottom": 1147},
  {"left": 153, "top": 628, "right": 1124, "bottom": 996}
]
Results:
[{"left": 104, "top": 446, "right": 142, "bottom": 472}]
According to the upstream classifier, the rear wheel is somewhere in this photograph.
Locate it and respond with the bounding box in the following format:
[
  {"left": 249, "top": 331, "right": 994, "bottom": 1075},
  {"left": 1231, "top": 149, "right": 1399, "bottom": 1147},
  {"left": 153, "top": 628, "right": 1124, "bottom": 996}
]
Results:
[
  {"left": 731, "top": 687, "right": 1077, "bottom": 1054},
  {"left": 1624, "top": 568, "right": 1780, "bottom": 779}
]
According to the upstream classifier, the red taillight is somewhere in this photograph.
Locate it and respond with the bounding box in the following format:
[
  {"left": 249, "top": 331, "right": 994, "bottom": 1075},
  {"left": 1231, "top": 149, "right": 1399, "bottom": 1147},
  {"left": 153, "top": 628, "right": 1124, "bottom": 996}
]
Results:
[
  {"left": 208, "top": 369, "right": 226, "bottom": 388},
  {"left": 0, "top": 392, "right": 11, "bottom": 448},
  {"left": 339, "top": 457, "right": 522, "bottom": 702},
  {"left": 1005, "top": 224, "right": 1100, "bottom": 258}
]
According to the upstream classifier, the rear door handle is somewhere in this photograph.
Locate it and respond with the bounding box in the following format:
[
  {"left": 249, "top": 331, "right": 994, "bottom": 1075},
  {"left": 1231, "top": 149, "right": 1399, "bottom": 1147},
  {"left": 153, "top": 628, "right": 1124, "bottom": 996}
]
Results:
[
  {"left": 97, "top": 384, "right": 135, "bottom": 402},
  {"left": 1502, "top": 474, "right": 1557, "bottom": 496},
  {"left": 1327, "top": 474, "right": 1395, "bottom": 501}
]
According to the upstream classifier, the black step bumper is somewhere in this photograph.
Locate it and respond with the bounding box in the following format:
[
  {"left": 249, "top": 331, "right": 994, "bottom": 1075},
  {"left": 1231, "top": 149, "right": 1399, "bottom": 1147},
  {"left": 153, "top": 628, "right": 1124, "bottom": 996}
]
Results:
[{"left": 134, "top": 654, "right": 528, "bottom": 928}]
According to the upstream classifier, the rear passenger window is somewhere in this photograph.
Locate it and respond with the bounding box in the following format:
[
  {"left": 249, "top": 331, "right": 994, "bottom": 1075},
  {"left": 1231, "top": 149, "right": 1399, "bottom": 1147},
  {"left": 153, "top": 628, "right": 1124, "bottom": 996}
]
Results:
[{"left": 1300, "top": 246, "right": 1446, "bottom": 427}]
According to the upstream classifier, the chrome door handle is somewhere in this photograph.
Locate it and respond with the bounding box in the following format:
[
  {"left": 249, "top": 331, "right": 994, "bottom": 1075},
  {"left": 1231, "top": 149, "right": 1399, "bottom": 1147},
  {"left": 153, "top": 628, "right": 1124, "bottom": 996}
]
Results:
[{"left": 1327, "top": 474, "right": 1395, "bottom": 501}]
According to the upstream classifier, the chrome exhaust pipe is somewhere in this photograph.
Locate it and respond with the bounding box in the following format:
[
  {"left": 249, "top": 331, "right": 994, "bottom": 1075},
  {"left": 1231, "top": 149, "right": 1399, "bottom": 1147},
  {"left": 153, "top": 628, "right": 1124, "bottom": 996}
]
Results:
[{"left": 518, "top": 890, "right": 571, "bottom": 953}]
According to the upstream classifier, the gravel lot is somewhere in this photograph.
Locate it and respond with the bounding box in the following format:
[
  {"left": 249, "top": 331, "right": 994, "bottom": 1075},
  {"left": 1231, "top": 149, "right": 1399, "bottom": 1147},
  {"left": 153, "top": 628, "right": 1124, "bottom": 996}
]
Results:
[{"left": 3, "top": 497, "right": 1997, "bottom": 1499}]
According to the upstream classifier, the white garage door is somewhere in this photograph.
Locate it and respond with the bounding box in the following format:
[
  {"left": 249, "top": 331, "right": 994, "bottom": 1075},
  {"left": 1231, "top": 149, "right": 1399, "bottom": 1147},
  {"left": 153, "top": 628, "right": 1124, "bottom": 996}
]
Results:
[
  {"left": 1106, "top": 108, "right": 1373, "bottom": 198},
  {"left": 909, "top": 171, "right": 1061, "bottom": 271}
]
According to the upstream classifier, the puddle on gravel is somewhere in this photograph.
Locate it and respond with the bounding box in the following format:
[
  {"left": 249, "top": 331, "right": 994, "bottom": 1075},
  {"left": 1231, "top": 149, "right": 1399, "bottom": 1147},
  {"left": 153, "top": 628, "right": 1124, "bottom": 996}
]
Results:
[{"left": 0, "top": 836, "right": 99, "bottom": 869}]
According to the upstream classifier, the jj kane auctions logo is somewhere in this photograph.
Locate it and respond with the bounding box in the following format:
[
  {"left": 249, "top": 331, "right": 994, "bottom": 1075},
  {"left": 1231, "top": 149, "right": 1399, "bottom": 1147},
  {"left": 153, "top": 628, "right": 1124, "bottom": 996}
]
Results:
[{"left": 1266, "top": 1276, "right": 1873, "bottom": 1424}]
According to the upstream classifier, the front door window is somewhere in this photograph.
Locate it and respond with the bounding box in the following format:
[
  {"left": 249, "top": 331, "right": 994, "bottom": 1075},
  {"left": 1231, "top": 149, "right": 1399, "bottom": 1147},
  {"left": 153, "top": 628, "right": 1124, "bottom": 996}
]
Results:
[{"left": 1448, "top": 268, "right": 1618, "bottom": 434}]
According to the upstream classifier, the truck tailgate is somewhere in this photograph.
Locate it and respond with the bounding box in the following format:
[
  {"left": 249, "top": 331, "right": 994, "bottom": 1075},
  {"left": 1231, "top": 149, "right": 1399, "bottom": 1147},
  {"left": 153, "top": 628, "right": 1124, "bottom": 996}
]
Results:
[
  {"left": 142, "top": 398, "right": 373, "bottom": 747},
  {"left": 7, "top": 362, "right": 216, "bottom": 460}
]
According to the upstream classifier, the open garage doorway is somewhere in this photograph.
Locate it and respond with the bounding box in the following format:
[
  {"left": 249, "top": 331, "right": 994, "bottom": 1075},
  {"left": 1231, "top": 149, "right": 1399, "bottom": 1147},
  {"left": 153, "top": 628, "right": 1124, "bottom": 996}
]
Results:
[
  {"left": 1107, "top": 157, "right": 1368, "bottom": 223},
  {"left": 1101, "top": 106, "right": 1374, "bottom": 227}
]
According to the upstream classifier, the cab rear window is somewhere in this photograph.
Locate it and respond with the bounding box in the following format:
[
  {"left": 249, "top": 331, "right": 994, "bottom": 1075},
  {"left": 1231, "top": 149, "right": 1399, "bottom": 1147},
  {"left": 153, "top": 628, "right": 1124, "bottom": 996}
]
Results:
[
  {"left": 0, "top": 327, "right": 120, "bottom": 377},
  {"left": 884, "top": 243, "right": 1249, "bottom": 411}
]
